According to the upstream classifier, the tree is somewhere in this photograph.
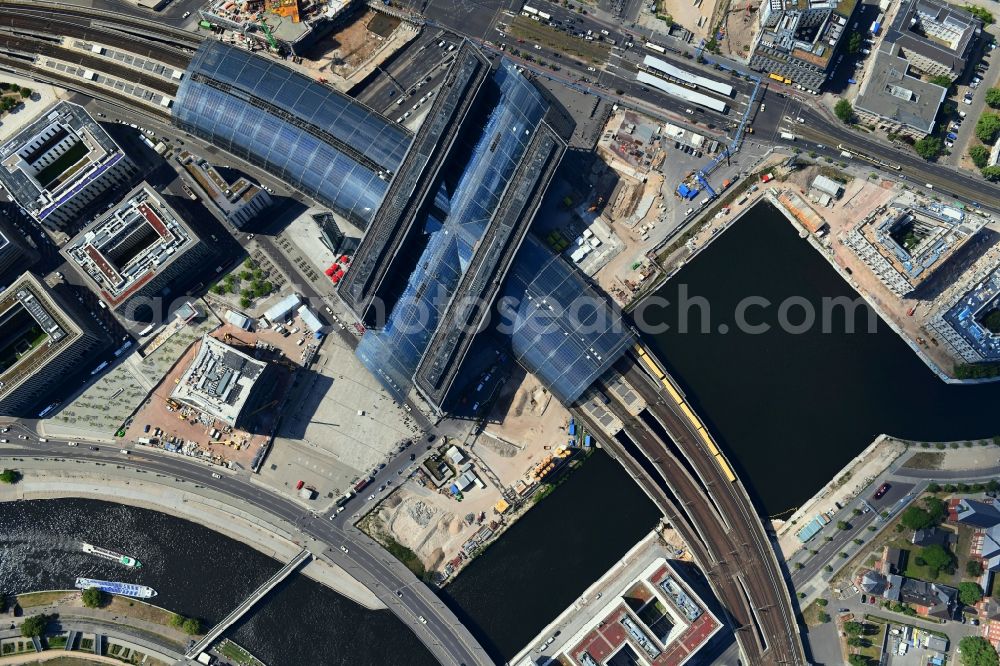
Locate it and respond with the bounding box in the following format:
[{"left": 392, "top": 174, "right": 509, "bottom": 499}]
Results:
[
  {"left": 0, "top": 469, "right": 19, "bottom": 484},
  {"left": 959, "top": 636, "right": 999, "bottom": 666},
  {"left": 837, "top": 520, "right": 850, "bottom": 530},
  {"left": 960, "top": 582, "right": 984, "bottom": 605},
  {"left": 987, "top": 89, "right": 1000, "bottom": 109},
  {"left": 816, "top": 597, "right": 828, "bottom": 606},
  {"left": 239, "top": 296, "right": 251, "bottom": 308},
  {"left": 848, "top": 636, "right": 864, "bottom": 647},
  {"left": 964, "top": 5, "right": 995, "bottom": 25},
  {"left": 901, "top": 506, "right": 934, "bottom": 530},
  {"left": 181, "top": 617, "right": 202, "bottom": 635},
  {"left": 835, "top": 99, "right": 854, "bottom": 124},
  {"left": 169, "top": 614, "right": 184, "bottom": 629},
  {"left": 983, "top": 166, "right": 1000, "bottom": 181},
  {"left": 924, "top": 496, "right": 947, "bottom": 522},
  {"left": 921, "top": 543, "right": 953, "bottom": 574},
  {"left": 824, "top": 564, "right": 833, "bottom": 573},
  {"left": 976, "top": 113, "right": 1000, "bottom": 145},
  {"left": 818, "top": 611, "right": 831, "bottom": 623},
  {"left": 81, "top": 587, "right": 106, "bottom": 608},
  {"left": 988, "top": 480, "right": 1000, "bottom": 492},
  {"left": 930, "top": 74, "right": 953, "bottom": 88},
  {"left": 847, "top": 32, "right": 862, "bottom": 54},
  {"left": 844, "top": 620, "right": 864, "bottom": 636},
  {"left": 848, "top": 656, "right": 870, "bottom": 666},
  {"left": 20, "top": 614, "right": 48, "bottom": 638},
  {"left": 18, "top": 87, "right": 29, "bottom": 99},
  {"left": 971, "top": 145, "right": 991, "bottom": 168},
  {"left": 914, "top": 135, "right": 944, "bottom": 160},
  {"left": 968, "top": 559, "right": 984, "bottom": 577},
  {"left": 927, "top": 481, "right": 941, "bottom": 492}
]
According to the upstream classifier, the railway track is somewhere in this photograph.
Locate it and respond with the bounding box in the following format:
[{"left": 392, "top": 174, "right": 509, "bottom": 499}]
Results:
[{"left": 571, "top": 353, "right": 807, "bottom": 665}]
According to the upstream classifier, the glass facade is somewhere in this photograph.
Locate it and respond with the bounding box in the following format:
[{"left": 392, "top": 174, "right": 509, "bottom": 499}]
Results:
[
  {"left": 173, "top": 41, "right": 410, "bottom": 228},
  {"left": 356, "top": 62, "right": 549, "bottom": 402},
  {"left": 503, "top": 236, "right": 635, "bottom": 405}
]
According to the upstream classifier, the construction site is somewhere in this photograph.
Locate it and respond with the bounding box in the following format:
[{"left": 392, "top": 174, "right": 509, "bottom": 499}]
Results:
[
  {"left": 360, "top": 415, "right": 597, "bottom": 583},
  {"left": 121, "top": 319, "right": 310, "bottom": 471}
]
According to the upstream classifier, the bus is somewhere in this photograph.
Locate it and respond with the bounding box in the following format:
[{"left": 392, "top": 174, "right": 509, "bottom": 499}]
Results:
[
  {"left": 645, "top": 42, "right": 667, "bottom": 54},
  {"left": 523, "top": 4, "right": 539, "bottom": 14},
  {"left": 768, "top": 72, "right": 784, "bottom": 82}
]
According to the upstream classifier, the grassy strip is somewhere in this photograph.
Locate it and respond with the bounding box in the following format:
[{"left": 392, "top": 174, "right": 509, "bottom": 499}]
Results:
[
  {"left": 508, "top": 16, "right": 609, "bottom": 63},
  {"left": 864, "top": 613, "right": 948, "bottom": 635},
  {"left": 35, "top": 141, "right": 88, "bottom": 190},
  {"left": 382, "top": 535, "right": 427, "bottom": 580}
]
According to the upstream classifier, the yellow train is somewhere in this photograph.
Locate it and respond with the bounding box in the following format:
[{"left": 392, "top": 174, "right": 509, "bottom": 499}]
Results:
[{"left": 634, "top": 344, "right": 735, "bottom": 483}]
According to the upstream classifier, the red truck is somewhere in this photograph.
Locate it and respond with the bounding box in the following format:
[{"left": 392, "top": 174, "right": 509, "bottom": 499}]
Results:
[{"left": 354, "top": 477, "right": 372, "bottom": 493}]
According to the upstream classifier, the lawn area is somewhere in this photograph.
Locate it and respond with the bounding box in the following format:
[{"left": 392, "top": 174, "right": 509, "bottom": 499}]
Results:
[
  {"left": 858, "top": 622, "right": 886, "bottom": 663},
  {"left": 217, "top": 639, "right": 266, "bottom": 666},
  {"left": 508, "top": 15, "right": 609, "bottom": 64},
  {"left": 16, "top": 591, "right": 74, "bottom": 608},
  {"left": 104, "top": 596, "right": 175, "bottom": 626},
  {"left": 802, "top": 599, "right": 829, "bottom": 626},
  {"left": 35, "top": 141, "right": 88, "bottom": 190}
]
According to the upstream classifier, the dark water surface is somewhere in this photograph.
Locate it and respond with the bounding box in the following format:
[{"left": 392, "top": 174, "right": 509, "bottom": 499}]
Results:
[
  {"left": 0, "top": 499, "right": 437, "bottom": 666},
  {"left": 642, "top": 202, "right": 1000, "bottom": 514},
  {"left": 439, "top": 451, "right": 660, "bottom": 662}
]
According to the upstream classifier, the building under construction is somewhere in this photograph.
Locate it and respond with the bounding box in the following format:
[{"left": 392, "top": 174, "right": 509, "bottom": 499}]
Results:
[{"left": 199, "top": 0, "right": 355, "bottom": 55}]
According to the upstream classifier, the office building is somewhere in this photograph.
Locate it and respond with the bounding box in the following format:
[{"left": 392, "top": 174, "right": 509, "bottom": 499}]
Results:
[
  {"left": 63, "top": 182, "right": 211, "bottom": 317},
  {"left": 0, "top": 102, "right": 135, "bottom": 229},
  {"left": 854, "top": 43, "right": 948, "bottom": 139},
  {"left": 171, "top": 334, "right": 272, "bottom": 427},
  {"left": 0, "top": 272, "right": 104, "bottom": 416},
  {"left": 749, "top": 0, "right": 861, "bottom": 91},
  {"left": 884, "top": 0, "right": 980, "bottom": 79},
  {"left": 176, "top": 151, "right": 272, "bottom": 229},
  {"left": 845, "top": 202, "right": 986, "bottom": 296}
]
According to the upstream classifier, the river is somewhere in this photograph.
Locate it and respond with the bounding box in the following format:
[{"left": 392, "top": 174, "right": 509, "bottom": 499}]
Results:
[
  {"left": 0, "top": 498, "right": 438, "bottom": 666},
  {"left": 0, "top": 452, "right": 659, "bottom": 665},
  {"left": 641, "top": 201, "right": 1000, "bottom": 514}
]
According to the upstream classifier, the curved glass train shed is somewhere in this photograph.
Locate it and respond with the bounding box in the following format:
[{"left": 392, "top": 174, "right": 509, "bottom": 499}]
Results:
[{"left": 173, "top": 41, "right": 411, "bottom": 228}]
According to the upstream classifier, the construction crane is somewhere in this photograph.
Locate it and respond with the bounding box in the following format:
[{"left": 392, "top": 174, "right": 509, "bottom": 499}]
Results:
[
  {"left": 258, "top": 20, "right": 279, "bottom": 52},
  {"left": 223, "top": 332, "right": 250, "bottom": 346},
  {"left": 248, "top": 399, "right": 278, "bottom": 417}
]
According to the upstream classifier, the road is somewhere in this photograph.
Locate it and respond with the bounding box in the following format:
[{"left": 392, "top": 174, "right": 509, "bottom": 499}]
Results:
[{"left": 0, "top": 426, "right": 490, "bottom": 666}]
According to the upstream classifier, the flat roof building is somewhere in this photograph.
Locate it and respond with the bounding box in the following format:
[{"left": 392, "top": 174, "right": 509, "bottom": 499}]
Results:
[
  {"left": 811, "top": 174, "right": 844, "bottom": 199},
  {"left": 512, "top": 537, "right": 724, "bottom": 666},
  {"left": 929, "top": 261, "right": 1000, "bottom": 363},
  {"left": 171, "top": 335, "right": 271, "bottom": 427},
  {"left": 884, "top": 0, "right": 980, "bottom": 79},
  {"left": 176, "top": 151, "right": 272, "bottom": 229},
  {"left": 0, "top": 272, "right": 105, "bottom": 416},
  {"left": 845, "top": 202, "right": 986, "bottom": 296},
  {"left": 749, "top": 0, "right": 861, "bottom": 91},
  {"left": 854, "top": 42, "right": 949, "bottom": 138},
  {"left": 0, "top": 101, "right": 135, "bottom": 229},
  {"left": 63, "top": 182, "right": 211, "bottom": 317}
]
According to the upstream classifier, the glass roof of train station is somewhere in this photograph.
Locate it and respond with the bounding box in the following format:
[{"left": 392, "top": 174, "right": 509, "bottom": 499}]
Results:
[
  {"left": 355, "top": 62, "right": 549, "bottom": 401},
  {"left": 173, "top": 41, "right": 410, "bottom": 228}
]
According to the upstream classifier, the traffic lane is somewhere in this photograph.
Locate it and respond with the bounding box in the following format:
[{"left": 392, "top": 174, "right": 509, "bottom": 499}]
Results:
[
  {"left": 795, "top": 107, "right": 1000, "bottom": 211},
  {"left": 791, "top": 481, "right": 917, "bottom": 584},
  {"left": 4, "top": 444, "right": 482, "bottom": 662},
  {"left": 8, "top": 3, "right": 202, "bottom": 47}
]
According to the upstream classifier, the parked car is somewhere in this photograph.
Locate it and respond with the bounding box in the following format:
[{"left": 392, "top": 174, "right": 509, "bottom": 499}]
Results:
[{"left": 873, "top": 482, "right": 891, "bottom": 499}]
